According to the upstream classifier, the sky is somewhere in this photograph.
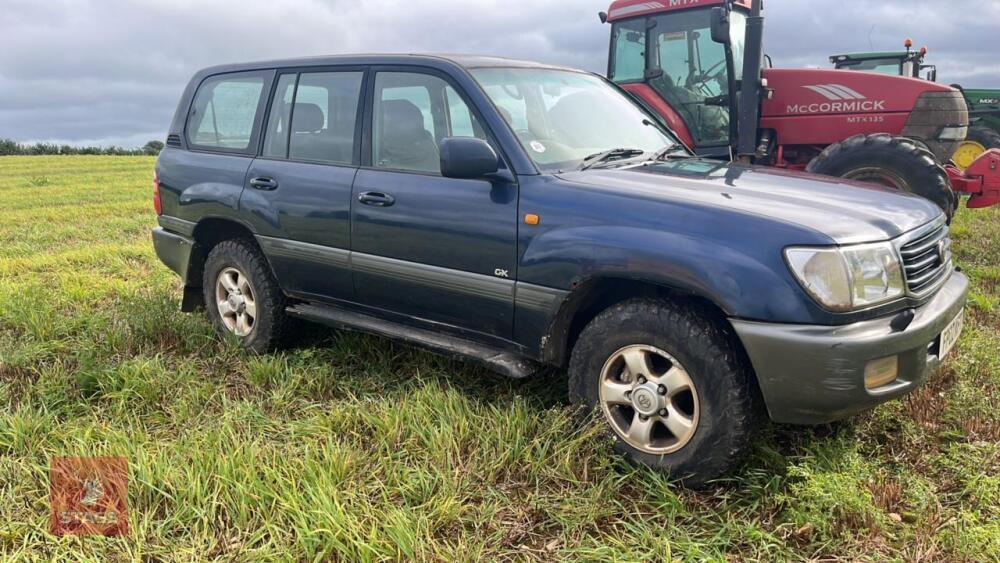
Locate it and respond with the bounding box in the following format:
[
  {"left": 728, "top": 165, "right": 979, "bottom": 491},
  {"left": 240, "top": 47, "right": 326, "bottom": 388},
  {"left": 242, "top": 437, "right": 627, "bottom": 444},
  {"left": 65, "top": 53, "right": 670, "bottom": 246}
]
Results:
[{"left": 1, "top": 0, "right": 996, "bottom": 148}]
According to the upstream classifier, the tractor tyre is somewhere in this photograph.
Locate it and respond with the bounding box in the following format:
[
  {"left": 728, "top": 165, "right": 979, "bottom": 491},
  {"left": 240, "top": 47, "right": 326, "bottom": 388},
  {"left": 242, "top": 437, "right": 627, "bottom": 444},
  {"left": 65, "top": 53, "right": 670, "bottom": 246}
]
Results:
[
  {"left": 953, "top": 125, "right": 1000, "bottom": 171},
  {"left": 806, "top": 133, "right": 955, "bottom": 220}
]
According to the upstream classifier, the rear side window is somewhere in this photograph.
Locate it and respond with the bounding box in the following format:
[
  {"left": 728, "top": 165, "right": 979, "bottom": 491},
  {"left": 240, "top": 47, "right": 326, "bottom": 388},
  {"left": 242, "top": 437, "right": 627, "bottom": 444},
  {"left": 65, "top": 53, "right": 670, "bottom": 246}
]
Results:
[
  {"left": 187, "top": 72, "right": 267, "bottom": 151},
  {"left": 262, "top": 71, "right": 364, "bottom": 165}
]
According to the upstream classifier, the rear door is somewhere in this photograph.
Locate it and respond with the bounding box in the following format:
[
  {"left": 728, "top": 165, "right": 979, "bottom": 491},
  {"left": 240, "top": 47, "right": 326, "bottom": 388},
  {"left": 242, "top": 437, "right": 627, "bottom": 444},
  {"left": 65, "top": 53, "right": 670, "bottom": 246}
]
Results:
[
  {"left": 157, "top": 70, "right": 273, "bottom": 226},
  {"left": 350, "top": 69, "right": 518, "bottom": 339},
  {"left": 240, "top": 68, "right": 366, "bottom": 302}
]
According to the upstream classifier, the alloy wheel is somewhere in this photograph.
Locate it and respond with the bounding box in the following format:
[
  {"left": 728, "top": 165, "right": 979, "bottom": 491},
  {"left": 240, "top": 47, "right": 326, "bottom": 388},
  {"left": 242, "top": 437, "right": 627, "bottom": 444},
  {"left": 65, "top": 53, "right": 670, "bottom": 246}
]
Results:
[
  {"left": 215, "top": 267, "right": 257, "bottom": 337},
  {"left": 598, "top": 344, "right": 700, "bottom": 454}
]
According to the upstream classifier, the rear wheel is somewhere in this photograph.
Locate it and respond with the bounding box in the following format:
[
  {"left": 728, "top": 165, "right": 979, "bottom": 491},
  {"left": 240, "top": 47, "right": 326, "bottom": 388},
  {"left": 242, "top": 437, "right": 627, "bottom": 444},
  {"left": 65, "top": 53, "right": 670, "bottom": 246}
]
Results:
[
  {"left": 806, "top": 133, "right": 955, "bottom": 219},
  {"left": 203, "top": 239, "right": 288, "bottom": 353},
  {"left": 953, "top": 125, "right": 1000, "bottom": 170},
  {"left": 568, "top": 298, "right": 759, "bottom": 487}
]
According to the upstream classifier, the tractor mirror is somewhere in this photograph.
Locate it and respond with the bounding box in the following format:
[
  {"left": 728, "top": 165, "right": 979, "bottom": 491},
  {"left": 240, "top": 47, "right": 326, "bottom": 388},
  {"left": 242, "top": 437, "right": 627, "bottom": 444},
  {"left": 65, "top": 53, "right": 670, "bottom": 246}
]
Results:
[
  {"left": 925, "top": 66, "right": 938, "bottom": 83},
  {"left": 710, "top": 7, "right": 730, "bottom": 44}
]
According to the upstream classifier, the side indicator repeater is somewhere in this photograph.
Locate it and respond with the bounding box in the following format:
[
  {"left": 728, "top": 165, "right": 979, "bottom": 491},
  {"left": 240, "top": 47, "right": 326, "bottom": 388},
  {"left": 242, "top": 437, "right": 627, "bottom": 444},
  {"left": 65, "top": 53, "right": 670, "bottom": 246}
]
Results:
[{"left": 524, "top": 214, "right": 540, "bottom": 225}]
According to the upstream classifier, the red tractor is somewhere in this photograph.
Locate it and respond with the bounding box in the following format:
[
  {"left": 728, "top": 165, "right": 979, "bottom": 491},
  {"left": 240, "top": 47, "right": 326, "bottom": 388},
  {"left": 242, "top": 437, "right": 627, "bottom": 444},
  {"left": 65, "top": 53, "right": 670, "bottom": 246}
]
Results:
[{"left": 600, "top": 0, "right": 1000, "bottom": 216}]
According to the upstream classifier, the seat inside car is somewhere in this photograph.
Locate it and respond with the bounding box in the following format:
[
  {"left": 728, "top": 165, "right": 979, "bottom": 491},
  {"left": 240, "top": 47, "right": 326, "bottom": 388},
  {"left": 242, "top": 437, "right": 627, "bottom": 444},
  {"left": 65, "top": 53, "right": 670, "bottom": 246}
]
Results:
[
  {"left": 289, "top": 102, "right": 353, "bottom": 163},
  {"left": 378, "top": 99, "right": 439, "bottom": 173}
]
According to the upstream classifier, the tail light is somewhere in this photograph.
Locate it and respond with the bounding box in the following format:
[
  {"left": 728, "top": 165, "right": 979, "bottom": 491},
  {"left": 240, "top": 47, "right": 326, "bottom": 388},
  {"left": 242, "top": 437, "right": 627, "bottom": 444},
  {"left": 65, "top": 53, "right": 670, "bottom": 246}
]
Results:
[{"left": 153, "top": 170, "right": 163, "bottom": 215}]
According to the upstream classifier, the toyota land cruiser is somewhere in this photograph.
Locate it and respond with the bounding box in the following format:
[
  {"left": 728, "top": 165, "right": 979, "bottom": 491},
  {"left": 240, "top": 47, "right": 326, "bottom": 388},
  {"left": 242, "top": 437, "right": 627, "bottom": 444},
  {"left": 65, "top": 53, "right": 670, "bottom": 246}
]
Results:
[{"left": 152, "top": 55, "right": 968, "bottom": 485}]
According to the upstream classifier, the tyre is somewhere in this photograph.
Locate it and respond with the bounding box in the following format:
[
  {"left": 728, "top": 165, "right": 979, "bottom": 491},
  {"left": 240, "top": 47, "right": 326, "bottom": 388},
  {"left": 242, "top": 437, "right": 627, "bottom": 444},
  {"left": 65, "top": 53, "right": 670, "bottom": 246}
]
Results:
[
  {"left": 202, "top": 238, "right": 288, "bottom": 353},
  {"left": 568, "top": 298, "right": 759, "bottom": 487},
  {"left": 953, "top": 125, "right": 1000, "bottom": 171},
  {"left": 806, "top": 133, "right": 955, "bottom": 219}
]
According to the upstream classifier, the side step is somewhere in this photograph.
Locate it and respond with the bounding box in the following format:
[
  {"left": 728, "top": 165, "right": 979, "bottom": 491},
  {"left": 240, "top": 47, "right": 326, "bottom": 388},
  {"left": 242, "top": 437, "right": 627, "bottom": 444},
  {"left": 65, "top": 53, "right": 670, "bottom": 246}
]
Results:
[{"left": 286, "top": 303, "right": 538, "bottom": 379}]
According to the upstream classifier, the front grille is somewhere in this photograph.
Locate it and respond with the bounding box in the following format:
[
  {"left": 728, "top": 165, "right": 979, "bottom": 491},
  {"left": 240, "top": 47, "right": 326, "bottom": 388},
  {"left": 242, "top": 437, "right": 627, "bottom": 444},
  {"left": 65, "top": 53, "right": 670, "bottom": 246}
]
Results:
[{"left": 898, "top": 220, "right": 952, "bottom": 296}]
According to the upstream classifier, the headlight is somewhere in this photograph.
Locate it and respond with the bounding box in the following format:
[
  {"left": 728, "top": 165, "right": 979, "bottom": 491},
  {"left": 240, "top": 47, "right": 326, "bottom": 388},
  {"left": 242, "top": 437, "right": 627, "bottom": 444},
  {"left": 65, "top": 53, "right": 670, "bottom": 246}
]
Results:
[
  {"left": 785, "top": 242, "right": 905, "bottom": 312},
  {"left": 938, "top": 125, "right": 968, "bottom": 141}
]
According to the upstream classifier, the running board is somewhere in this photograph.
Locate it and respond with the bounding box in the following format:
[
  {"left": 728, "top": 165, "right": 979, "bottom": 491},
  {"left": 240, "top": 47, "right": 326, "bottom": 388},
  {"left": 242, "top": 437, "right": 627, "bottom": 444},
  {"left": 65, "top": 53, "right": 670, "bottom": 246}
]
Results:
[{"left": 286, "top": 303, "right": 538, "bottom": 379}]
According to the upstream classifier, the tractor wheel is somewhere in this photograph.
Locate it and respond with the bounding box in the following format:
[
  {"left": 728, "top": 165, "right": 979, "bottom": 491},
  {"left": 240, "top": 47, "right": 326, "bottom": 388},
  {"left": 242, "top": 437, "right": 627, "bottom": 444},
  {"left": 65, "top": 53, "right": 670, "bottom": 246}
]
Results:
[
  {"left": 953, "top": 126, "right": 1000, "bottom": 171},
  {"left": 806, "top": 133, "right": 955, "bottom": 219}
]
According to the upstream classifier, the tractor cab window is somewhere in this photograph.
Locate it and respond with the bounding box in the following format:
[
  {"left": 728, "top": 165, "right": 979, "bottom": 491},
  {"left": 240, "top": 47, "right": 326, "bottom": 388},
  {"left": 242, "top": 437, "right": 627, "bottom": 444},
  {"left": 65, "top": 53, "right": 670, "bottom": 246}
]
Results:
[
  {"left": 835, "top": 58, "right": 904, "bottom": 76},
  {"left": 609, "top": 9, "right": 746, "bottom": 148},
  {"left": 610, "top": 19, "right": 646, "bottom": 83}
]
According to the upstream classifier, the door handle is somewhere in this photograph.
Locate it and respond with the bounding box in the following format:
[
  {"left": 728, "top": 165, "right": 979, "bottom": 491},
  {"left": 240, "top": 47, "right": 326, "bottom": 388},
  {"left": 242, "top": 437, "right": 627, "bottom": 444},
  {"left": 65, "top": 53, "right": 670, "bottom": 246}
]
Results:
[
  {"left": 249, "top": 177, "right": 278, "bottom": 191},
  {"left": 358, "top": 191, "right": 395, "bottom": 207}
]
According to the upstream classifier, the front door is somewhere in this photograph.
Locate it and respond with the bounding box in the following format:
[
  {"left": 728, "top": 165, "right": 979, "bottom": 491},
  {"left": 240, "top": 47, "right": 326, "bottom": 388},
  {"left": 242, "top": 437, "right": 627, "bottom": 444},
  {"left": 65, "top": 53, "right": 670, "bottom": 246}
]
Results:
[{"left": 350, "top": 70, "right": 518, "bottom": 339}]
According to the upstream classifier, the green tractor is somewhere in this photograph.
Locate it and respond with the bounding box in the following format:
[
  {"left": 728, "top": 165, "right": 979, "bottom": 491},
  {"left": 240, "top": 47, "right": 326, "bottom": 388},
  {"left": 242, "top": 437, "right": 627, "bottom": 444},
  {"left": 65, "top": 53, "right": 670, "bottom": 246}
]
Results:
[{"left": 830, "top": 40, "right": 1000, "bottom": 170}]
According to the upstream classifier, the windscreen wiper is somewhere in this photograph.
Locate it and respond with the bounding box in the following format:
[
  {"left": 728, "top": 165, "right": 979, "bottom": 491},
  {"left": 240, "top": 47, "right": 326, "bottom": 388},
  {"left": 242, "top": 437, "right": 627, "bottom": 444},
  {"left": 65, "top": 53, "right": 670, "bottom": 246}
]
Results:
[
  {"left": 650, "top": 144, "right": 690, "bottom": 162},
  {"left": 579, "top": 148, "right": 646, "bottom": 171}
]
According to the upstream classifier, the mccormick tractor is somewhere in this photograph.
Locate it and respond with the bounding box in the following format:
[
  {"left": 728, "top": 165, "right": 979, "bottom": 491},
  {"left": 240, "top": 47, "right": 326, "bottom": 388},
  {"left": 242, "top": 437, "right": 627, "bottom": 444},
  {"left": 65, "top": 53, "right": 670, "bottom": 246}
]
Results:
[
  {"left": 830, "top": 40, "right": 1000, "bottom": 170},
  {"left": 599, "top": 0, "right": 1000, "bottom": 216}
]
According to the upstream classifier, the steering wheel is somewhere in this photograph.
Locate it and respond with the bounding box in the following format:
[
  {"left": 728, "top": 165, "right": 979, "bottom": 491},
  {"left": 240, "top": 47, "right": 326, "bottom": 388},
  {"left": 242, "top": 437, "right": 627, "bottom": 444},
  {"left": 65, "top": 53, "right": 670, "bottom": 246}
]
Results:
[
  {"left": 502, "top": 84, "right": 524, "bottom": 100},
  {"left": 687, "top": 60, "right": 727, "bottom": 97}
]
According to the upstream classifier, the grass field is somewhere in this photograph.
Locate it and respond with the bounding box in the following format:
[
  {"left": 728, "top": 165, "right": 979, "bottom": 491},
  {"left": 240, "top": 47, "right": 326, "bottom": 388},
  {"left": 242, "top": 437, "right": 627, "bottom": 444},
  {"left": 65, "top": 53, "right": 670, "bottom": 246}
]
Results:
[{"left": 1, "top": 155, "right": 998, "bottom": 561}]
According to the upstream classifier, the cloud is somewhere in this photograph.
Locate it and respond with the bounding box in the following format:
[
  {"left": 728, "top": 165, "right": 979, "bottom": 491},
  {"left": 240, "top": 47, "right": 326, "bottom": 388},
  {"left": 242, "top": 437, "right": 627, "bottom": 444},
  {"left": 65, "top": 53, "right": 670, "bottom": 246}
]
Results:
[{"left": 0, "top": 0, "right": 994, "bottom": 146}]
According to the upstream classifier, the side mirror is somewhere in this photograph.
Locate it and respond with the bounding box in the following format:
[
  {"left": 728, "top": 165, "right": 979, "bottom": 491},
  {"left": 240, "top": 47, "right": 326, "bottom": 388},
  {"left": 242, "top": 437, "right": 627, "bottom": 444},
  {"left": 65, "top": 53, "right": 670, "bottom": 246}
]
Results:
[
  {"left": 926, "top": 67, "right": 938, "bottom": 83},
  {"left": 439, "top": 137, "right": 500, "bottom": 179},
  {"left": 710, "top": 7, "right": 730, "bottom": 44}
]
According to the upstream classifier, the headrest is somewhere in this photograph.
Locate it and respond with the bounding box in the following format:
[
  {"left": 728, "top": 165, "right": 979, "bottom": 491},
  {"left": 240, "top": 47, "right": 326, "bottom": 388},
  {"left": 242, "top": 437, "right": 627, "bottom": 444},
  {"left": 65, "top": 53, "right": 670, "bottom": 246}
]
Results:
[
  {"left": 292, "top": 103, "right": 325, "bottom": 133},
  {"left": 381, "top": 99, "right": 428, "bottom": 141}
]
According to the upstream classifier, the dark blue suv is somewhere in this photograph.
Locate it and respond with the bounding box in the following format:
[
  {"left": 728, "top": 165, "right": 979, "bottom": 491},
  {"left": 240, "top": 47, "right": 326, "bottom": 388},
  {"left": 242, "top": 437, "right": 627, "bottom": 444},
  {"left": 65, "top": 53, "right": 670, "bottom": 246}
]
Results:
[{"left": 153, "top": 54, "right": 968, "bottom": 484}]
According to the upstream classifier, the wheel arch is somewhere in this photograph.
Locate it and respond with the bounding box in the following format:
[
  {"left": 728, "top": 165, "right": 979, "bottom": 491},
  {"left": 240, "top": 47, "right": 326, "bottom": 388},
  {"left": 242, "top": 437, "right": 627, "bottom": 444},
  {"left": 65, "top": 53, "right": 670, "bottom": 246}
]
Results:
[
  {"left": 542, "top": 275, "right": 739, "bottom": 369},
  {"left": 182, "top": 217, "right": 261, "bottom": 311}
]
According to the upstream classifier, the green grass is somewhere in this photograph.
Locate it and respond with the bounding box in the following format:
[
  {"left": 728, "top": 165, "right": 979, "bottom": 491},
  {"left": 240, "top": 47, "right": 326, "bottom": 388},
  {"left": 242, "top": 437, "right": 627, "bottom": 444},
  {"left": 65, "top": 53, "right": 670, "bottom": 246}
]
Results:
[{"left": 1, "top": 155, "right": 999, "bottom": 561}]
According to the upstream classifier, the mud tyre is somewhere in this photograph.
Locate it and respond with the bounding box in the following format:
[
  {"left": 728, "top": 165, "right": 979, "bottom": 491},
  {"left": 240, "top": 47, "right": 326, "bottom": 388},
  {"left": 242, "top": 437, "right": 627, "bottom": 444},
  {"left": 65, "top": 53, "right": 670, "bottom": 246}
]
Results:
[
  {"left": 568, "top": 298, "right": 760, "bottom": 487},
  {"left": 807, "top": 133, "right": 956, "bottom": 219},
  {"left": 203, "top": 238, "right": 289, "bottom": 353}
]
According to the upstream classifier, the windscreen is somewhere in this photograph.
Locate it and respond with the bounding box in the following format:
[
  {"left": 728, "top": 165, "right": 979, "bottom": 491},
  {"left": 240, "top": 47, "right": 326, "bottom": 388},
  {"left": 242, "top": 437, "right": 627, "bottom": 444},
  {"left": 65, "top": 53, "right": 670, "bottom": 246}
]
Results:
[{"left": 471, "top": 68, "right": 675, "bottom": 172}]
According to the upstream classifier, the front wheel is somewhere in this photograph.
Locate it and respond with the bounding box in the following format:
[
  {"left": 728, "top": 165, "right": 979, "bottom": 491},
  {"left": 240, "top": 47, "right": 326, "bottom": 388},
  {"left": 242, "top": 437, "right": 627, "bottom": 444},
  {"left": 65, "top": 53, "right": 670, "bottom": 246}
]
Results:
[
  {"left": 806, "top": 133, "right": 956, "bottom": 219},
  {"left": 568, "top": 299, "right": 760, "bottom": 487}
]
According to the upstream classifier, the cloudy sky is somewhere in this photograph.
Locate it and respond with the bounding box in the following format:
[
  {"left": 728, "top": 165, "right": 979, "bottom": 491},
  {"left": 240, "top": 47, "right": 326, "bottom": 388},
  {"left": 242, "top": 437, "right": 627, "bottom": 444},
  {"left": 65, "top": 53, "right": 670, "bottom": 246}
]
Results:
[{"left": 1, "top": 0, "right": 996, "bottom": 147}]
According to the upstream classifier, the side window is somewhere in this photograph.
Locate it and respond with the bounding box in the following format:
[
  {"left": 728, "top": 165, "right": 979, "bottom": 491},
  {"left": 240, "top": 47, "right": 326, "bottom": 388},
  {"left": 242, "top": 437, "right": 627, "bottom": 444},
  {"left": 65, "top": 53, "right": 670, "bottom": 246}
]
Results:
[
  {"left": 187, "top": 73, "right": 266, "bottom": 151},
  {"left": 373, "top": 72, "right": 485, "bottom": 174},
  {"left": 262, "top": 71, "right": 363, "bottom": 164},
  {"left": 263, "top": 74, "right": 296, "bottom": 158},
  {"left": 610, "top": 20, "right": 646, "bottom": 83}
]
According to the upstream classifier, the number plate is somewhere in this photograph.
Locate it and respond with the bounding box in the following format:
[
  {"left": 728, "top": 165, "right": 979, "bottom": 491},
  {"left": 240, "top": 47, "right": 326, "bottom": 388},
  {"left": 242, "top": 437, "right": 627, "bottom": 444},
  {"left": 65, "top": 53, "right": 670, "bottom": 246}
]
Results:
[{"left": 939, "top": 309, "right": 964, "bottom": 359}]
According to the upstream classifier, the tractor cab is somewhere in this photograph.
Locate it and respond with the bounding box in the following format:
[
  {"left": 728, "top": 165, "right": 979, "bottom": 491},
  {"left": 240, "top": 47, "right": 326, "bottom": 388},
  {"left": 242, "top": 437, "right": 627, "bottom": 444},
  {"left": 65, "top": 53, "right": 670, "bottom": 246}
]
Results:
[
  {"left": 600, "top": 0, "right": 1000, "bottom": 212},
  {"left": 830, "top": 40, "right": 937, "bottom": 82},
  {"left": 604, "top": 0, "right": 755, "bottom": 158}
]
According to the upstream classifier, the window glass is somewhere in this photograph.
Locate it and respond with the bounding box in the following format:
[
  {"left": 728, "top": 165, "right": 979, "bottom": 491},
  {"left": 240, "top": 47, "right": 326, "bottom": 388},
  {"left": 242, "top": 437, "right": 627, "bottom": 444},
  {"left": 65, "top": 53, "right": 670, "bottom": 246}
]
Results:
[
  {"left": 838, "top": 58, "right": 903, "bottom": 75},
  {"left": 610, "top": 19, "right": 646, "bottom": 82},
  {"left": 263, "top": 74, "right": 296, "bottom": 158},
  {"left": 188, "top": 74, "right": 265, "bottom": 150},
  {"left": 286, "top": 72, "right": 363, "bottom": 164},
  {"left": 472, "top": 68, "right": 674, "bottom": 173},
  {"left": 373, "top": 72, "right": 485, "bottom": 173},
  {"left": 648, "top": 10, "right": 733, "bottom": 147},
  {"left": 482, "top": 84, "right": 529, "bottom": 131},
  {"left": 447, "top": 88, "right": 476, "bottom": 138}
]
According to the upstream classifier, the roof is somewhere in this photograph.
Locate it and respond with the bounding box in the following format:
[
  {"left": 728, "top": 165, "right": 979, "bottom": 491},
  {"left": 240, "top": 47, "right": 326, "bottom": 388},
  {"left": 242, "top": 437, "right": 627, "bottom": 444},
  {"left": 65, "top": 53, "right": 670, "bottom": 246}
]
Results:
[
  {"left": 829, "top": 51, "right": 910, "bottom": 63},
  {"left": 193, "top": 53, "right": 584, "bottom": 78},
  {"left": 606, "top": 0, "right": 753, "bottom": 22}
]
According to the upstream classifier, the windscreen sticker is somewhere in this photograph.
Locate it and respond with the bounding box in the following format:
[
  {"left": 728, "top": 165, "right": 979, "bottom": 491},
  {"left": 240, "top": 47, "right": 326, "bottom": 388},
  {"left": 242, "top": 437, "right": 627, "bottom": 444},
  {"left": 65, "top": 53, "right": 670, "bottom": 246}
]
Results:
[{"left": 530, "top": 141, "right": 546, "bottom": 153}]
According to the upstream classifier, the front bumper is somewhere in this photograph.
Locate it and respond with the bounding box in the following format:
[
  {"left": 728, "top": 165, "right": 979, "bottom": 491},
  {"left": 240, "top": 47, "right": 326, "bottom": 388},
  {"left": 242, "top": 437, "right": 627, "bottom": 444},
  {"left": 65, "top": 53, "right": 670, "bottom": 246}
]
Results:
[{"left": 732, "top": 271, "right": 969, "bottom": 424}]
